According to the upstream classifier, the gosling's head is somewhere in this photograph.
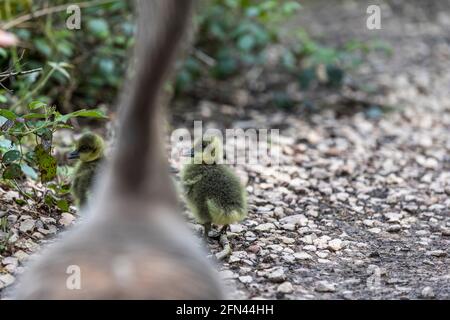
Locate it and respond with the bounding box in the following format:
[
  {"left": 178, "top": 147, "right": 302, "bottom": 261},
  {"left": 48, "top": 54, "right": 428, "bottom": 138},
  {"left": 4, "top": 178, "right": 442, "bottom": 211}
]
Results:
[
  {"left": 68, "top": 133, "right": 105, "bottom": 162},
  {"left": 186, "top": 136, "right": 223, "bottom": 165}
]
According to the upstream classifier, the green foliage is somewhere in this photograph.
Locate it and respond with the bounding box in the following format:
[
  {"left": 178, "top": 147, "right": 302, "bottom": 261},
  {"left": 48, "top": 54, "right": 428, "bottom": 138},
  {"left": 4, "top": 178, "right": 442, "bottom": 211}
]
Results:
[
  {"left": 176, "top": 0, "right": 301, "bottom": 92},
  {"left": 0, "top": 100, "right": 107, "bottom": 188},
  {"left": 0, "top": 0, "right": 134, "bottom": 109},
  {"left": 174, "top": 0, "right": 390, "bottom": 97}
]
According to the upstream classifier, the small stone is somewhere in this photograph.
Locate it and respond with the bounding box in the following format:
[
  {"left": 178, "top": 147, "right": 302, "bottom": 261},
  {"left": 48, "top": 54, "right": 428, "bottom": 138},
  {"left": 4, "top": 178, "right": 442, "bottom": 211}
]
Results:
[
  {"left": 306, "top": 209, "right": 319, "bottom": 217},
  {"left": 417, "top": 157, "right": 438, "bottom": 169},
  {"left": 319, "top": 185, "right": 333, "bottom": 195},
  {"left": 248, "top": 245, "right": 261, "bottom": 254},
  {"left": 5, "top": 263, "right": 17, "bottom": 273},
  {"left": 427, "top": 250, "right": 446, "bottom": 257},
  {"left": 289, "top": 178, "right": 310, "bottom": 191},
  {"left": 281, "top": 254, "right": 296, "bottom": 263},
  {"left": 341, "top": 290, "right": 353, "bottom": 300},
  {"left": 282, "top": 223, "right": 296, "bottom": 231},
  {"left": 219, "top": 270, "right": 237, "bottom": 280},
  {"left": 267, "top": 244, "right": 283, "bottom": 252},
  {"left": 7, "top": 214, "right": 18, "bottom": 224},
  {"left": 38, "top": 225, "right": 57, "bottom": 235},
  {"left": 315, "top": 281, "right": 336, "bottom": 292},
  {"left": 301, "top": 235, "right": 314, "bottom": 244},
  {"left": 59, "top": 213, "right": 75, "bottom": 226},
  {"left": 294, "top": 252, "right": 313, "bottom": 260},
  {"left": 238, "top": 276, "right": 253, "bottom": 284},
  {"left": 19, "top": 219, "right": 35, "bottom": 233},
  {"left": 40, "top": 216, "right": 56, "bottom": 224},
  {"left": 8, "top": 232, "right": 18, "bottom": 243},
  {"left": 229, "top": 251, "right": 247, "bottom": 263},
  {"left": 255, "top": 223, "right": 276, "bottom": 231},
  {"left": 282, "top": 237, "right": 296, "bottom": 244},
  {"left": 316, "top": 251, "right": 329, "bottom": 258},
  {"left": 15, "top": 238, "right": 39, "bottom": 252},
  {"left": 0, "top": 274, "right": 16, "bottom": 287},
  {"left": 2, "top": 257, "right": 18, "bottom": 266},
  {"left": 267, "top": 268, "right": 286, "bottom": 283},
  {"left": 384, "top": 212, "right": 403, "bottom": 222},
  {"left": 280, "top": 214, "right": 308, "bottom": 226},
  {"left": 13, "top": 250, "right": 29, "bottom": 262},
  {"left": 328, "top": 239, "right": 343, "bottom": 251},
  {"left": 32, "top": 232, "right": 45, "bottom": 239},
  {"left": 421, "top": 286, "right": 435, "bottom": 298},
  {"left": 277, "top": 281, "right": 294, "bottom": 294},
  {"left": 415, "top": 230, "right": 429, "bottom": 236},
  {"left": 368, "top": 227, "right": 381, "bottom": 234},
  {"left": 229, "top": 224, "right": 244, "bottom": 233},
  {"left": 336, "top": 192, "right": 349, "bottom": 202},
  {"left": 363, "top": 219, "right": 374, "bottom": 227},
  {"left": 318, "top": 258, "right": 331, "bottom": 264},
  {"left": 314, "top": 236, "right": 330, "bottom": 249},
  {"left": 274, "top": 207, "right": 284, "bottom": 218},
  {"left": 303, "top": 245, "right": 317, "bottom": 252},
  {"left": 387, "top": 224, "right": 402, "bottom": 232}
]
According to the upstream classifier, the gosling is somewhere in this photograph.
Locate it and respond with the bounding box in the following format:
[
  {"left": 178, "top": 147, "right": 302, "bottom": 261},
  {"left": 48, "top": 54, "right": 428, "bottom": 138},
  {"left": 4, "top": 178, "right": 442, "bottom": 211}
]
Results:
[
  {"left": 68, "top": 132, "right": 105, "bottom": 208},
  {"left": 181, "top": 136, "right": 247, "bottom": 258}
]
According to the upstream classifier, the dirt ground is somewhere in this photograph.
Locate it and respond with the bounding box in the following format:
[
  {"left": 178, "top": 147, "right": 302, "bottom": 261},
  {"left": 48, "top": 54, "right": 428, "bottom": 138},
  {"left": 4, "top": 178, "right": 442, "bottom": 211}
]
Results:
[
  {"left": 170, "top": 0, "right": 450, "bottom": 299},
  {"left": 1, "top": 0, "right": 449, "bottom": 299}
]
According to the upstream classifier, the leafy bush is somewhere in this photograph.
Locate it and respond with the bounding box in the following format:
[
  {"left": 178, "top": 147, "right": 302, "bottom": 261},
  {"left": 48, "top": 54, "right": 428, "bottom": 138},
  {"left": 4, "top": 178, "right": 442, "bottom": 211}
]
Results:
[
  {"left": 176, "top": 0, "right": 301, "bottom": 92},
  {"left": 0, "top": 99, "right": 107, "bottom": 210},
  {"left": 0, "top": 0, "right": 134, "bottom": 110}
]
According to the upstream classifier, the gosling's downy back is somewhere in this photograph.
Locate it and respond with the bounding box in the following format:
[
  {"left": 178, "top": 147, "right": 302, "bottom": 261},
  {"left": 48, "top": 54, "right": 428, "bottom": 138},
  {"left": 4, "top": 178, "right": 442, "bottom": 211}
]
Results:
[{"left": 11, "top": 0, "right": 225, "bottom": 299}]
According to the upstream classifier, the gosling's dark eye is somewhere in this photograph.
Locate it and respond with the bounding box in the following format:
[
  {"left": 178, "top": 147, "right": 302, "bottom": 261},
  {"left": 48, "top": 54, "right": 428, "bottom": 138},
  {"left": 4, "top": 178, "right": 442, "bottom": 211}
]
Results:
[{"left": 79, "top": 146, "right": 90, "bottom": 153}]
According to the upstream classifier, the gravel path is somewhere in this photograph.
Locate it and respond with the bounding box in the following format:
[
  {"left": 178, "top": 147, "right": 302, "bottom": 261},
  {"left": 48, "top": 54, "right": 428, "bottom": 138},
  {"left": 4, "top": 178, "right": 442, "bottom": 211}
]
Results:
[
  {"left": 185, "top": 0, "right": 449, "bottom": 299},
  {"left": 1, "top": 1, "right": 448, "bottom": 299}
]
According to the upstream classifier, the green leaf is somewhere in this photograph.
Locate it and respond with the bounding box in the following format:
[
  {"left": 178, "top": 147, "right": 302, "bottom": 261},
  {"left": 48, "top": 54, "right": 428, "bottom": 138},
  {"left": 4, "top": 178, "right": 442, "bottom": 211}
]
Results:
[
  {"left": 0, "top": 48, "right": 7, "bottom": 59},
  {"left": 34, "top": 144, "right": 57, "bottom": 183},
  {"left": 48, "top": 62, "right": 72, "bottom": 80},
  {"left": 21, "top": 163, "right": 38, "bottom": 180},
  {"left": 14, "top": 198, "right": 27, "bottom": 206},
  {"left": 88, "top": 18, "right": 110, "bottom": 39},
  {"left": 237, "top": 34, "right": 256, "bottom": 52},
  {"left": 3, "top": 163, "right": 22, "bottom": 179},
  {"left": 298, "top": 67, "right": 316, "bottom": 89},
  {"left": 56, "top": 199, "right": 69, "bottom": 212},
  {"left": 23, "top": 113, "right": 47, "bottom": 120},
  {"left": 0, "top": 138, "right": 13, "bottom": 150},
  {"left": 326, "top": 64, "right": 344, "bottom": 88},
  {"left": 0, "top": 109, "right": 17, "bottom": 120},
  {"left": 28, "top": 101, "right": 47, "bottom": 110},
  {"left": 34, "top": 38, "right": 52, "bottom": 57},
  {"left": 245, "top": 7, "right": 260, "bottom": 17},
  {"left": 55, "top": 109, "right": 108, "bottom": 123},
  {"left": 99, "top": 59, "right": 115, "bottom": 74},
  {"left": 282, "top": 2, "right": 302, "bottom": 15},
  {"left": 0, "top": 94, "right": 7, "bottom": 104},
  {"left": 73, "top": 109, "right": 108, "bottom": 118},
  {"left": 44, "top": 194, "right": 54, "bottom": 206},
  {"left": 2, "top": 150, "right": 20, "bottom": 164}
]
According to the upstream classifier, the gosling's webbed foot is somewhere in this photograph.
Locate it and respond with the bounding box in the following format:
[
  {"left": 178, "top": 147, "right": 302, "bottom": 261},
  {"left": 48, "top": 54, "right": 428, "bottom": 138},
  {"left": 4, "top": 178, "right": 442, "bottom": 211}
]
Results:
[
  {"left": 215, "top": 233, "right": 232, "bottom": 261},
  {"left": 207, "top": 229, "right": 222, "bottom": 239},
  {"left": 205, "top": 224, "right": 228, "bottom": 239}
]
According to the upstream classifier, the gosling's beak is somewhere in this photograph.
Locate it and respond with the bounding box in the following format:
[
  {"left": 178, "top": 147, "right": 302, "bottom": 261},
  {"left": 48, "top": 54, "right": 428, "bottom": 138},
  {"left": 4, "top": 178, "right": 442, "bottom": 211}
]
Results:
[{"left": 68, "top": 150, "right": 80, "bottom": 160}]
